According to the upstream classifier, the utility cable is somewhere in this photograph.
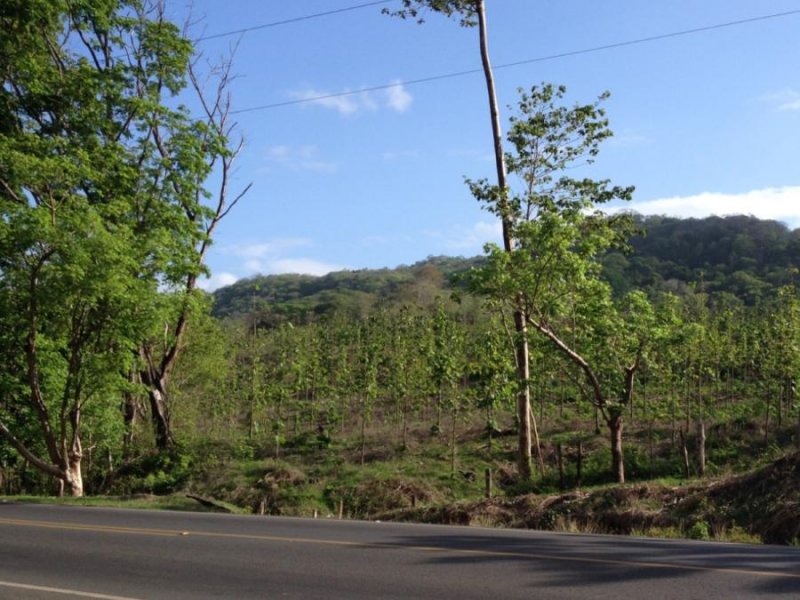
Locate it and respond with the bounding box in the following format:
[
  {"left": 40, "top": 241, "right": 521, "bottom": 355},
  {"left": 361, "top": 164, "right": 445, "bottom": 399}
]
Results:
[
  {"left": 195, "top": 0, "right": 395, "bottom": 42},
  {"left": 230, "top": 8, "right": 800, "bottom": 115}
]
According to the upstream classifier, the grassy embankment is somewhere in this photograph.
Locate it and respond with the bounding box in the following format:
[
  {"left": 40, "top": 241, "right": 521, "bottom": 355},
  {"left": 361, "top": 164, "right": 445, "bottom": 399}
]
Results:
[{"left": 5, "top": 415, "right": 799, "bottom": 545}]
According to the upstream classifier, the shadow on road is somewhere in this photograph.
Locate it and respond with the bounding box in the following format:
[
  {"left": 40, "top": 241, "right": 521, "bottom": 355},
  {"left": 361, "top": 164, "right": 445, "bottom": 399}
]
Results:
[{"left": 381, "top": 530, "right": 800, "bottom": 596}]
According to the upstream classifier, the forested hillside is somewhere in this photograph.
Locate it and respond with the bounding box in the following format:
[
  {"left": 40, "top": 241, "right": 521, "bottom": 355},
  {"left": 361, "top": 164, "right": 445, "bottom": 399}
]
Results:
[
  {"left": 212, "top": 255, "right": 478, "bottom": 321},
  {"left": 605, "top": 215, "right": 800, "bottom": 301},
  {"left": 213, "top": 215, "right": 800, "bottom": 319}
]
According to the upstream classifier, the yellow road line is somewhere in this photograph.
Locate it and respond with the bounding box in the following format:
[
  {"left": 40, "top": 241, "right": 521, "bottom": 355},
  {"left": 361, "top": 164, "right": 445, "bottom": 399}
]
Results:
[{"left": 1, "top": 517, "right": 798, "bottom": 581}]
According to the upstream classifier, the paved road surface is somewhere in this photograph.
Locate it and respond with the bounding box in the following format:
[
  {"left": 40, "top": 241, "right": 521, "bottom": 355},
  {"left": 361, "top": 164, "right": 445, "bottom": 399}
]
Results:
[{"left": 1, "top": 501, "right": 799, "bottom": 599}]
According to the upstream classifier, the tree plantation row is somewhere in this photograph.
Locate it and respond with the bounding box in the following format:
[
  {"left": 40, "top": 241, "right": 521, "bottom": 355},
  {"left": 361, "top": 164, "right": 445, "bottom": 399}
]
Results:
[
  {"left": 171, "top": 281, "right": 800, "bottom": 480},
  {"left": 5, "top": 276, "right": 799, "bottom": 498}
]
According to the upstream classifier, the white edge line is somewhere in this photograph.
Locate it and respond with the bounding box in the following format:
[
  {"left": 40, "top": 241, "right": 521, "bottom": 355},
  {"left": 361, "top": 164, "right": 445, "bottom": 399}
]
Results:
[{"left": 0, "top": 580, "right": 143, "bottom": 600}]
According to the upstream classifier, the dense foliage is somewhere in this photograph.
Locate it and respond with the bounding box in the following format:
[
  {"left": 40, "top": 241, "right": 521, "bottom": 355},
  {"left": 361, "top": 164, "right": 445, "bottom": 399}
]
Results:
[
  {"left": 605, "top": 214, "right": 800, "bottom": 302},
  {"left": 0, "top": 0, "right": 242, "bottom": 495}
]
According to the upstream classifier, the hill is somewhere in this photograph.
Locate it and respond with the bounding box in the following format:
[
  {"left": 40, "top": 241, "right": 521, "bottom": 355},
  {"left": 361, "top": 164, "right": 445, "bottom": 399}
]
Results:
[
  {"left": 211, "top": 255, "right": 479, "bottom": 320},
  {"left": 212, "top": 215, "right": 800, "bottom": 319},
  {"left": 605, "top": 214, "right": 800, "bottom": 301}
]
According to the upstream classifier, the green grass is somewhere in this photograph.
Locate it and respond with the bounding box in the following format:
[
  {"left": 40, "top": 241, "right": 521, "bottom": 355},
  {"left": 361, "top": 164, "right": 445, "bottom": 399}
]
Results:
[{"left": 0, "top": 493, "right": 244, "bottom": 513}]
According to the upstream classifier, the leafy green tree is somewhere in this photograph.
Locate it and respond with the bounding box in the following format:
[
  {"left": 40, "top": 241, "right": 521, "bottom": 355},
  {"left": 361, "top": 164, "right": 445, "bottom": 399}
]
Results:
[
  {"left": 0, "top": 0, "right": 244, "bottom": 494},
  {"left": 756, "top": 286, "right": 800, "bottom": 445},
  {"left": 468, "top": 314, "right": 516, "bottom": 459},
  {"left": 168, "top": 308, "right": 234, "bottom": 445},
  {"left": 133, "top": 34, "right": 249, "bottom": 452},
  {"left": 429, "top": 301, "right": 462, "bottom": 435},
  {"left": 354, "top": 313, "right": 383, "bottom": 465},
  {"left": 386, "top": 306, "right": 426, "bottom": 450},
  {"left": 468, "top": 84, "right": 642, "bottom": 483}
]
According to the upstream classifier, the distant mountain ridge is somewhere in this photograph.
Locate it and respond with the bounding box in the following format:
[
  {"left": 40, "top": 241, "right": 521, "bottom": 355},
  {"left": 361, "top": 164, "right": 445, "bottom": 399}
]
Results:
[
  {"left": 211, "top": 255, "right": 479, "bottom": 320},
  {"left": 212, "top": 215, "right": 800, "bottom": 319},
  {"left": 605, "top": 214, "right": 800, "bottom": 302}
]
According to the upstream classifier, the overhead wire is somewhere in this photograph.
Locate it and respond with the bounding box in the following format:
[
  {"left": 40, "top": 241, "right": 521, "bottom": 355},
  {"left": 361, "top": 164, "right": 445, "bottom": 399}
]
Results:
[
  {"left": 194, "top": 0, "right": 395, "bottom": 42},
  {"left": 228, "top": 8, "right": 800, "bottom": 115}
]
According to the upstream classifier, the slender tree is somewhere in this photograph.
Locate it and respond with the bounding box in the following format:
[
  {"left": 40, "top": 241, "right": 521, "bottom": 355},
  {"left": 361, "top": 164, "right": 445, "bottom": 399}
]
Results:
[
  {"left": 387, "top": 0, "right": 538, "bottom": 480},
  {"left": 468, "top": 84, "right": 643, "bottom": 483},
  {"left": 135, "top": 16, "right": 250, "bottom": 451}
]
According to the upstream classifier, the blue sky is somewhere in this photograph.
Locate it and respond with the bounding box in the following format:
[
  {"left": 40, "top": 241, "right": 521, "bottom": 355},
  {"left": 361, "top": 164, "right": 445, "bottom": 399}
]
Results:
[{"left": 166, "top": 1, "right": 800, "bottom": 291}]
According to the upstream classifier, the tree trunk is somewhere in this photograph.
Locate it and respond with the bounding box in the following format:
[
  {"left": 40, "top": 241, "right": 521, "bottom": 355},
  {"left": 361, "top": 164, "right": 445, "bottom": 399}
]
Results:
[
  {"left": 670, "top": 390, "right": 677, "bottom": 447},
  {"left": 608, "top": 413, "right": 625, "bottom": 484},
  {"left": 359, "top": 408, "right": 366, "bottom": 466},
  {"left": 697, "top": 420, "right": 706, "bottom": 477},
  {"left": 764, "top": 385, "right": 771, "bottom": 448},
  {"left": 528, "top": 403, "right": 545, "bottom": 478},
  {"left": 680, "top": 429, "right": 691, "bottom": 479},
  {"left": 450, "top": 403, "right": 457, "bottom": 477},
  {"left": 122, "top": 391, "right": 138, "bottom": 459},
  {"left": 148, "top": 385, "right": 172, "bottom": 451},
  {"left": 486, "top": 405, "right": 493, "bottom": 459},
  {"left": 64, "top": 456, "right": 83, "bottom": 497},
  {"left": 401, "top": 397, "right": 409, "bottom": 451},
  {"left": 0, "top": 414, "right": 85, "bottom": 497},
  {"left": 514, "top": 312, "right": 533, "bottom": 480},
  {"left": 475, "top": 0, "right": 538, "bottom": 482},
  {"left": 796, "top": 408, "right": 800, "bottom": 451}
]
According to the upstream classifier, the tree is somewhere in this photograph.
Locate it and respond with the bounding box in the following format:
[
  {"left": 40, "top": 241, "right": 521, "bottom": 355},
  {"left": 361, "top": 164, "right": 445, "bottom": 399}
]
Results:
[
  {"left": 387, "top": 0, "right": 539, "bottom": 481},
  {"left": 468, "top": 84, "right": 641, "bottom": 483},
  {"left": 133, "top": 14, "right": 249, "bottom": 452},
  {"left": 467, "top": 313, "right": 516, "bottom": 460},
  {"left": 386, "top": 305, "right": 426, "bottom": 450},
  {"left": 0, "top": 0, "right": 244, "bottom": 494}
]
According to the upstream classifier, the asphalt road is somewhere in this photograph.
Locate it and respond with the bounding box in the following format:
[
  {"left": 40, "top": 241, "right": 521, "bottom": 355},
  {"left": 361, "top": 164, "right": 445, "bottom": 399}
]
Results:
[{"left": 1, "top": 502, "right": 799, "bottom": 599}]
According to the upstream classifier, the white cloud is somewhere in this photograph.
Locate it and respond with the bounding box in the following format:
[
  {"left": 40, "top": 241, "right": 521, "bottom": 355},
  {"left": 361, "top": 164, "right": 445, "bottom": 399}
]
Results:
[
  {"left": 223, "top": 239, "right": 311, "bottom": 259},
  {"left": 609, "top": 131, "right": 650, "bottom": 147},
  {"left": 382, "top": 149, "right": 420, "bottom": 161},
  {"left": 431, "top": 221, "right": 503, "bottom": 252},
  {"left": 385, "top": 81, "right": 412, "bottom": 113},
  {"left": 215, "top": 238, "right": 347, "bottom": 282},
  {"left": 780, "top": 98, "right": 800, "bottom": 112},
  {"left": 762, "top": 90, "right": 800, "bottom": 112},
  {"left": 244, "top": 259, "right": 262, "bottom": 272},
  {"left": 291, "top": 82, "right": 413, "bottom": 116},
  {"left": 358, "top": 90, "right": 379, "bottom": 112},
  {"left": 615, "top": 186, "right": 800, "bottom": 228},
  {"left": 197, "top": 272, "right": 239, "bottom": 292},
  {"left": 293, "top": 90, "right": 361, "bottom": 115},
  {"left": 266, "top": 258, "right": 345, "bottom": 276},
  {"left": 262, "top": 145, "right": 338, "bottom": 173}
]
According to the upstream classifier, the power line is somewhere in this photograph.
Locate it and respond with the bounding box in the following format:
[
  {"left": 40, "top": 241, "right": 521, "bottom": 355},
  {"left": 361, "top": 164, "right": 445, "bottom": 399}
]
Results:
[
  {"left": 498, "top": 9, "right": 800, "bottom": 70},
  {"left": 230, "top": 8, "right": 800, "bottom": 115},
  {"left": 195, "top": 0, "right": 395, "bottom": 42}
]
